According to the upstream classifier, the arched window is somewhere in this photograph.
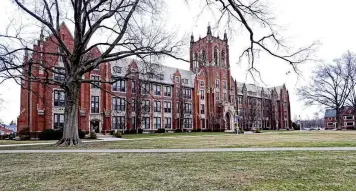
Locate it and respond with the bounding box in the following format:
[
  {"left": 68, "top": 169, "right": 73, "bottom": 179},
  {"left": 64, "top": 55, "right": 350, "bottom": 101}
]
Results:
[
  {"left": 214, "top": 46, "right": 218, "bottom": 66},
  {"left": 194, "top": 52, "right": 198, "bottom": 70},
  {"left": 202, "top": 49, "right": 206, "bottom": 65},
  {"left": 221, "top": 49, "right": 225, "bottom": 67}
]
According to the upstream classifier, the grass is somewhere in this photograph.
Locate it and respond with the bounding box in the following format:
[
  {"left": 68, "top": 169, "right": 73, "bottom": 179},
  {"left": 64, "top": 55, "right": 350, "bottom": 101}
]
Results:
[
  {"left": 120, "top": 131, "right": 227, "bottom": 139},
  {"left": 3, "top": 130, "right": 356, "bottom": 150},
  {"left": 0, "top": 140, "right": 54, "bottom": 145},
  {"left": 1, "top": 151, "right": 356, "bottom": 190}
]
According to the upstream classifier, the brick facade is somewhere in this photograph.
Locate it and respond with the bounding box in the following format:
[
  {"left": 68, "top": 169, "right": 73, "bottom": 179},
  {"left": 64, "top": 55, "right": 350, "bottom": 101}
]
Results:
[
  {"left": 17, "top": 24, "right": 292, "bottom": 135},
  {"left": 324, "top": 107, "right": 355, "bottom": 129}
]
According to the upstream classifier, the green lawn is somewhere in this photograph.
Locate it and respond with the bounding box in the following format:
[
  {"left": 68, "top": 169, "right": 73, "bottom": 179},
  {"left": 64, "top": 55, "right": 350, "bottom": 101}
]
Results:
[
  {"left": 1, "top": 151, "right": 356, "bottom": 190},
  {"left": 0, "top": 140, "right": 54, "bottom": 145},
  {"left": 120, "top": 131, "right": 227, "bottom": 139},
  {"left": 3, "top": 131, "right": 356, "bottom": 150}
]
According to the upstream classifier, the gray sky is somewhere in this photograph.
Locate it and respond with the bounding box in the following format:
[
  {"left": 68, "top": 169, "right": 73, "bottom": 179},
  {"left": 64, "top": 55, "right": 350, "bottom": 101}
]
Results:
[{"left": 1, "top": 0, "right": 356, "bottom": 123}]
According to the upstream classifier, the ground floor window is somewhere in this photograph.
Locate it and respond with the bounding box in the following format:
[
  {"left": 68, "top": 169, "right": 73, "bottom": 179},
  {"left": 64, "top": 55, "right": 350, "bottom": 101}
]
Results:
[
  {"left": 132, "top": 117, "right": 136, "bottom": 129},
  {"left": 165, "top": 117, "right": 171, "bottom": 128},
  {"left": 327, "top": 122, "right": 334, "bottom": 126},
  {"left": 154, "top": 117, "right": 161, "bottom": 129},
  {"left": 112, "top": 116, "right": 125, "bottom": 129},
  {"left": 184, "top": 118, "right": 192, "bottom": 128},
  {"left": 143, "top": 117, "right": 150, "bottom": 129},
  {"left": 345, "top": 122, "right": 354, "bottom": 126},
  {"left": 53, "top": 114, "right": 64, "bottom": 130},
  {"left": 201, "top": 119, "right": 205, "bottom": 129}
]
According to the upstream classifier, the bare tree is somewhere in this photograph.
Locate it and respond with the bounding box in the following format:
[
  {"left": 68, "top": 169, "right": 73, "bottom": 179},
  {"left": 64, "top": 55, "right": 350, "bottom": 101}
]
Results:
[
  {"left": 196, "top": 0, "right": 317, "bottom": 78},
  {"left": 298, "top": 52, "right": 355, "bottom": 130},
  {"left": 343, "top": 52, "right": 356, "bottom": 127},
  {"left": 0, "top": 0, "right": 185, "bottom": 145},
  {"left": 248, "top": 97, "right": 258, "bottom": 130}
]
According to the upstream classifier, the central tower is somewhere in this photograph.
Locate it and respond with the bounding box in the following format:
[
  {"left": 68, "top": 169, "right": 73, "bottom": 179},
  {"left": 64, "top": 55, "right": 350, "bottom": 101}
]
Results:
[{"left": 190, "top": 25, "right": 236, "bottom": 130}]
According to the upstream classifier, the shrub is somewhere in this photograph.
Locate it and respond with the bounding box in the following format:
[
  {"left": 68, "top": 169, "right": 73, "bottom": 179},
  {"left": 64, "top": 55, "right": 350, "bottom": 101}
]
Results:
[
  {"left": 192, "top": 129, "right": 201, "bottom": 132},
  {"left": 114, "top": 131, "right": 122, "bottom": 138},
  {"left": 255, "top": 128, "right": 262, "bottom": 133},
  {"left": 78, "top": 129, "right": 85, "bottom": 139},
  {"left": 124, "top": 129, "right": 137, "bottom": 134},
  {"left": 18, "top": 127, "right": 30, "bottom": 140},
  {"left": 238, "top": 128, "right": 244, "bottom": 134},
  {"left": 137, "top": 129, "right": 143, "bottom": 134},
  {"left": 39, "top": 129, "right": 62, "bottom": 140},
  {"left": 203, "top": 129, "right": 212, "bottom": 132},
  {"left": 292, "top": 122, "right": 300, "bottom": 130},
  {"left": 155, "top": 128, "right": 166, "bottom": 133},
  {"left": 89, "top": 132, "right": 97, "bottom": 139},
  {"left": 175, "top": 129, "right": 183, "bottom": 133}
]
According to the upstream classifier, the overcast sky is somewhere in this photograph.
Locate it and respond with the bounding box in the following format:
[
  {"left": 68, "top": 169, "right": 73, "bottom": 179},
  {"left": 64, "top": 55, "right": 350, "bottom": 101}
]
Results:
[{"left": 1, "top": 0, "right": 356, "bottom": 124}]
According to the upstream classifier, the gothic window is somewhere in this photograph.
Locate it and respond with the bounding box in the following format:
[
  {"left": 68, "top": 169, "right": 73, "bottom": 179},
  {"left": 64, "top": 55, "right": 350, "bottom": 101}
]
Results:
[
  {"left": 194, "top": 52, "right": 198, "bottom": 69},
  {"left": 202, "top": 49, "right": 206, "bottom": 65},
  {"left": 221, "top": 49, "right": 226, "bottom": 67},
  {"left": 214, "top": 46, "right": 218, "bottom": 66}
]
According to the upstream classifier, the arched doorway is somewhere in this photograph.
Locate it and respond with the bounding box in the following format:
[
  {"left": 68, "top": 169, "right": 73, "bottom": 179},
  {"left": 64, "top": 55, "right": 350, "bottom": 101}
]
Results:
[
  {"left": 90, "top": 120, "right": 100, "bottom": 133},
  {"left": 225, "top": 113, "right": 231, "bottom": 130}
]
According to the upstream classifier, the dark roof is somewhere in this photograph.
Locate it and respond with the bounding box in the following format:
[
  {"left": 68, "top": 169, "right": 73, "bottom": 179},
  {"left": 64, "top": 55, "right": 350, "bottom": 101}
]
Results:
[{"left": 324, "top": 109, "right": 336, "bottom": 118}]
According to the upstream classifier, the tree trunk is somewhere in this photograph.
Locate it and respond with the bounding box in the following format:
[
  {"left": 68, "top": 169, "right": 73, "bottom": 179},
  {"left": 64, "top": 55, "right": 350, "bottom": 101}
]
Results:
[
  {"left": 56, "top": 81, "right": 81, "bottom": 146},
  {"left": 336, "top": 109, "right": 341, "bottom": 130}
]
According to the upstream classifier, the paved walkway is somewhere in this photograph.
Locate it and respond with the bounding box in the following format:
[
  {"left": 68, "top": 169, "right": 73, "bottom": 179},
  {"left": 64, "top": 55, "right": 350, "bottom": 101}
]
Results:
[{"left": 1, "top": 147, "right": 356, "bottom": 153}]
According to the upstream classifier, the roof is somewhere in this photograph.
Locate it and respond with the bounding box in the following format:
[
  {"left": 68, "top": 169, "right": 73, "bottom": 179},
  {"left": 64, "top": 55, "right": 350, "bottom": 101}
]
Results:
[
  {"left": 236, "top": 82, "right": 284, "bottom": 99},
  {"left": 324, "top": 109, "right": 336, "bottom": 118},
  {"left": 110, "top": 59, "right": 195, "bottom": 88}
]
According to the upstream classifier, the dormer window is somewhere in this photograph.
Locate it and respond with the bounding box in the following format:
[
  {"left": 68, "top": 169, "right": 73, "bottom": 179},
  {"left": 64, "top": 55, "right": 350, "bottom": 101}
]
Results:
[
  {"left": 183, "top": 79, "right": 188, "bottom": 84},
  {"left": 175, "top": 77, "right": 180, "bottom": 83},
  {"left": 112, "top": 66, "right": 122, "bottom": 74}
]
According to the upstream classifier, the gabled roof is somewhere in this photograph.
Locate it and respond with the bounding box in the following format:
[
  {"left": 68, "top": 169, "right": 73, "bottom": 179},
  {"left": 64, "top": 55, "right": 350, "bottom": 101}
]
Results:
[
  {"left": 110, "top": 59, "right": 195, "bottom": 88},
  {"left": 324, "top": 109, "right": 336, "bottom": 118}
]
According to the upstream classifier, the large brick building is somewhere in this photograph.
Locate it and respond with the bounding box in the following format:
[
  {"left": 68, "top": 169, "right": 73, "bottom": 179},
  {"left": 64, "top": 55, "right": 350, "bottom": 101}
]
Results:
[{"left": 17, "top": 23, "right": 291, "bottom": 135}]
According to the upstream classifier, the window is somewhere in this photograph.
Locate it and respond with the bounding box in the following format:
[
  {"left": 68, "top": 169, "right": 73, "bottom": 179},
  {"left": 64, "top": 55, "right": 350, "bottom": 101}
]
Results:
[
  {"left": 200, "top": 81, "right": 204, "bottom": 86},
  {"left": 154, "top": 117, "right": 161, "bottom": 129},
  {"left": 214, "top": 46, "right": 218, "bottom": 65},
  {"left": 142, "top": 83, "right": 150, "bottom": 94},
  {"left": 132, "top": 100, "right": 136, "bottom": 112},
  {"left": 223, "top": 93, "right": 227, "bottom": 101},
  {"left": 158, "top": 74, "right": 164, "bottom": 80},
  {"left": 184, "top": 103, "right": 192, "bottom": 114},
  {"left": 153, "top": 84, "right": 161, "bottom": 96},
  {"left": 91, "top": 96, "right": 99, "bottom": 113},
  {"left": 201, "top": 119, "right": 205, "bottom": 129},
  {"left": 132, "top": 117, "right": 136, "bottom": 129},
  {"left": 112, "top": 97, "right": 125, "bottom": 111},
  {"left": 327, "top": 122, "right": 334, "bottom": 126},
  {"left": 221, "top": 49, "right": 226, "bottom": 67},
  {"left": 175, "top": 77, "right": 180, "bottom": 83},
  {"left": 112, "top": 116, "right": 125, "bottom": 129},
  {"left": 344, "top": 116, "right": 354, "bottom": 120},
  {"left": 53, "top": 114, "right": 64, "bottom": 130},
  {"left": 201, "top": 104, "right": 205, "bottom": 114},
  {"left": 112, "top": 66, "right": 122, "bottom": 74},
  {"left": 143, "top": 117, "right": 150, "bottom": 129},
  {"left": 184, "top": 89, "right": 192, "bottom": 99},
  {"left": 215, "top": 80, "right": 219, "bottom": 88},
  {"left": 216, "top": 92, "right": 220, "bottom": 101},
  {"left": 238, "top": 97, "right": 243, "bottom": 104},
  {"left": 194, "top": 52, "right": 198, "bottom": 69},
  {"left": 94, "top": 65, "right": 100, "bottom": 71},
  {"left": 54, "top": 67, "right": 65, "bottom": 81},
  {"left": 154, "top": 101, "right": 161, "bottom": 112},
  {"left": 164, "top": 86, "right": 171, "bottom": 97},
  {"left": 202, "top": 49, "right": 206, "bottom": 64},
  {"left": 164, "top": 102, "right": 171, "bottom": 113},
  {"left": 131, "top": 81, "right": 136, "bottom": 93},
  {"left": 91, "top": 75, "right": 100, "bottom": 89},
  {"left": 144, "top": 100, "right": 150, "bottom": 112},
  {"left": 165, "top": 118, "right": 171, "bottom": 128},
  {"left": 223, "top": 81, "right": 227, "bottom": 89},
  {"left": 113, "top": 79, "right": 125, "bottom": 92},
  {"left": 200, "top": 90, "right": 205, "bottom": 100},
  {"left": 345, "top": 122, "right": 354, "bottom": 126},
  {"left": 184, "top": 118, "right": 192, "bottom": 128},
  {"left": 54, "top": 90, "right": 65, "bottom": 107},
  {"left": 183, "top": 79, "right": 188, "bottom": 84}
]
